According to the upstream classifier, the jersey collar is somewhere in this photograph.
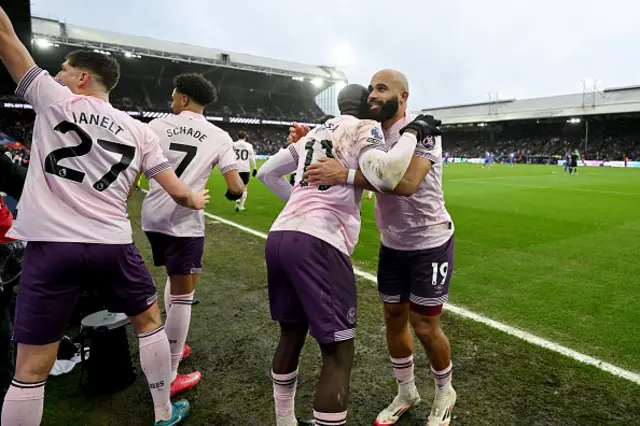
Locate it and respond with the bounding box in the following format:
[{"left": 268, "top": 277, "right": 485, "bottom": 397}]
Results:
[
  {"left": 384, "top": 112, "right": 412, "bottom": 138},
  {"left": 179, "top": 111, "right": 206, "bottom": 120}
]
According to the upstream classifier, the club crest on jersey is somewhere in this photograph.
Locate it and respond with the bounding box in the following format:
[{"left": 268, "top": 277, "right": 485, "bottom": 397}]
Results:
[
  {"left": 366, "top": 127, "right": 384, "bottom": 144},
  {"left": 421, "top": 135, "right": 436, "bottom": 150}
]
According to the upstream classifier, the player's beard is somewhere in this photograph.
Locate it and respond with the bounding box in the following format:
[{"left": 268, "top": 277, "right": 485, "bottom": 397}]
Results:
[{"left": 369, "top": 97, "right": 399, "bottom": 122}]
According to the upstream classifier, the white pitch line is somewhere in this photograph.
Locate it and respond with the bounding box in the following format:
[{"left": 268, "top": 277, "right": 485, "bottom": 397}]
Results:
[{"left": 138, "top": 189, "right": 640, "bottom": 385}]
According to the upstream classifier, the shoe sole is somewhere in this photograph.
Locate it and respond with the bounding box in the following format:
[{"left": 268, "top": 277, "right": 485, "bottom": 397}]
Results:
[{"left": 374, "top": 397, "right": 421, "bottom": 425}]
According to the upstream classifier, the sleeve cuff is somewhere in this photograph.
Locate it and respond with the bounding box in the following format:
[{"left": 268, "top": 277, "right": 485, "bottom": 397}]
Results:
[
  {"left": 288, "top": 144, "right": 299, "bottom": 163},
  {"left": 15, "top": 66, "right": 44, "bottom": 99},
  {"left": 414, "top": 152, "right": 439, "bottom": 163},
  {"left": 144, "top": 161, "right": 171, "bottom": 179},
  {"left": 220, "top": 164, "right": 239, "bottom": 174},
  {"left": 358, "top": 143, "right": 388, "bottom": 158}
]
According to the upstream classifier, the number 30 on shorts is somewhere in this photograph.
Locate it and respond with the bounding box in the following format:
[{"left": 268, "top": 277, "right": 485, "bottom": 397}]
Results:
[{"left": 430, "top": 262, "right": 449, "bottom": 286}]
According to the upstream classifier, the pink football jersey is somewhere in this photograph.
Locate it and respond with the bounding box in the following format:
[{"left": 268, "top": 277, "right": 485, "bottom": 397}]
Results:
[
  {"left": 7, "top": 66, "right": 169, "bottom": 244},
  {"left": 375, "top": 113, "right": 454, "bottom": 250},
  {"left": 141, "top": 111, "right": 238, "bottom": 237},
  {"left": 270, "top": 115, "right": 386, "bottom": 255}
]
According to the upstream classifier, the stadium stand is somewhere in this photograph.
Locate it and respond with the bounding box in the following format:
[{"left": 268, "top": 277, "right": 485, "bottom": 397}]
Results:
[
  {"left": 20, "top": 17, "right": 345, "bottom": 122},
  {"left": 420, "top": 88, "right": 640, "bottom": 162},
  {"left": 3, "top": 18, "right": 640, "bottom": 161},
  {"left": 0, "top": 16, "right": 349, "bottom": 156}
]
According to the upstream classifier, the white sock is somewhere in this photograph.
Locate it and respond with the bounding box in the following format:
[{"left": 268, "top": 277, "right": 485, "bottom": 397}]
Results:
[
  {"left": 163, "top": 277, "right": 171, "bottom": 315},
  {"left": 391, "top": 355, "right": 417, "bottom": 398},
  {"left": 1, "top": 379, "right": 45, "bottom": 426},
  {"left": 272, "top": 369, "right": 298, "bottom": 426},
  {"left": 138, "top": 326, "right": 172, "bottom": 422},
  {"left": 240, "top": 189, "right": 248, "bottom": 208},
  {"left": 431, "top": 363, "right": 453, "bottom": 393},
  {"left": 165, "top": 291, "right": 195, "bottom": 376}
]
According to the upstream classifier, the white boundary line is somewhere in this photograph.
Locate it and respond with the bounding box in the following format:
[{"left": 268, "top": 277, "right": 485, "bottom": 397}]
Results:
[{"left": 138, "top": 190, "right": 640, "bottom": 385}]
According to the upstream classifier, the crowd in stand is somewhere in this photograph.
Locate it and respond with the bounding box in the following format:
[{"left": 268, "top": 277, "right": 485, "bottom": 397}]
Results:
[
  {"left": 443, "top": 124, "right": 639, "bottom": 162},
  {"left": 2, "top": 109, "right": 640, "bottom": 160}
]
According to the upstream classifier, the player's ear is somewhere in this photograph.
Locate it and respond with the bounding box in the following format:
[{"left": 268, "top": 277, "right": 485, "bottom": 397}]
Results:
[
  {"left": 401, "top": 91, "right": 409, "bottom": 104},
  {"left": 78, "top": 71, "right": 91, "bottom": 89}
]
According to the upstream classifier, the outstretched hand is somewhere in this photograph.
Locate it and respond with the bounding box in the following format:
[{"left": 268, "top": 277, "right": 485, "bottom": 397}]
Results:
[
  {"left": 304, "top": 158, "right": 348, "bottom": 186},
  {"left": 287, "top": 123, "right": 311, "bottom": 143}
]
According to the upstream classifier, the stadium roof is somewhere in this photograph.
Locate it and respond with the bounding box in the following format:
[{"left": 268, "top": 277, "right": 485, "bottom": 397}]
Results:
[
  {"left": 30, "top": 17, "right": 348, "bottom": 84},
  {"left": 419, "top": 85, "right": 640, "bottom": 125}
]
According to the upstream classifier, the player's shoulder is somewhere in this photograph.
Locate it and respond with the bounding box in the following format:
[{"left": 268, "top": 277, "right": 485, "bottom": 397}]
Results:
[
  {"left": 203, "top": 122, "right": 233, "bottom": 143},
  {"left": 353, "top": 118, "right": 382, "bottom": 135},
  {"left": 103, "top": 103, "right": 148, "bottom": 135}
]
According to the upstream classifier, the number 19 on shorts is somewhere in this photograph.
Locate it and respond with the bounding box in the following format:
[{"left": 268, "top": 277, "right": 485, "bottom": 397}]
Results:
[{"left": 431, "top": 262, "right": 449, "bottom": 286}]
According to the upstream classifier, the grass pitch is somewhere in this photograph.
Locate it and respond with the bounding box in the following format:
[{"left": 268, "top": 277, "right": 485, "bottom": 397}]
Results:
[{"left": 42, "top": 163, "right": 640, "bottom": 425}]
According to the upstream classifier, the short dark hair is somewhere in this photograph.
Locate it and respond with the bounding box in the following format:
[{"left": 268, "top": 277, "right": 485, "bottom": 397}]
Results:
[
  {"left": 319, "top": 114, "right": 335, "bottom": 123},
  {"left": 173, "top": 73, "right": 217, "bottom": 106},
  {"left": 66, "top": 50, "right": 120, "bottom": 92},
  {"left": 237, "top": 130, "right": 247, "bottom": 140}
]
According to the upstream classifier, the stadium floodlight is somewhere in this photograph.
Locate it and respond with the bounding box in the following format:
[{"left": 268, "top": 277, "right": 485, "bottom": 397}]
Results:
[
  {"left": 124, "top": 52, "right": 142, "bottom": 59},
  {"left": 291, "top": 76, "right": 304, "bottom": 82},
  {"left": 567, "top": 118, "right": 581, "bottom": 124},
  {"left": 311, "top": 78, "right": 324, "bottom": 87}
]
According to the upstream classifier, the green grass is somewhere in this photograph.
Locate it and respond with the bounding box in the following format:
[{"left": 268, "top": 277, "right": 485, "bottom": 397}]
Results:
[
  {"left": 41, "top": 163, "right": 640, "bottom": 425},
  {"left": 203, "top": 163, "right": 640, "bottom": 372}
]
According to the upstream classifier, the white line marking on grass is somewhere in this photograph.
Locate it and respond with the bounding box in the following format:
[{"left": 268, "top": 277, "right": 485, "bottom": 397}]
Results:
[
  {"left": 447, "top": 179, "right": 638, "bottom": 196},
  {"left": 139, "top": 189, "right": 640, "bottom": 385}
]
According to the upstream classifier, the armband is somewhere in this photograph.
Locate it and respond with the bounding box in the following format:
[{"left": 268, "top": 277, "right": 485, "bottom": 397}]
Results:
[{"left": 347, "top": 169, "right": 356, "bottom": 185}]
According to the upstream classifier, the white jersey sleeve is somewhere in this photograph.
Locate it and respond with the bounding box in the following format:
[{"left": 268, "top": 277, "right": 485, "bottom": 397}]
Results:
[
  {"left": 141, "top": 124, "right": 171, "bottom": 179},
  {"left": 250, "top": 145, "right": 257, "bottom": 170},
  {"left": 414, "top": 134, "right": 442, "bottom": 164},
  {"left": 16, "top": 66, "right": 74, "bottom": 114},
  {"left": 355, "top": 120, "right": 415, "bottom": 193},
  {"left": 256, "top": 144, "right": 297, "bottom": 201},
  {"left": 218, "top": 136, "right": 238, "bottom": 174}
]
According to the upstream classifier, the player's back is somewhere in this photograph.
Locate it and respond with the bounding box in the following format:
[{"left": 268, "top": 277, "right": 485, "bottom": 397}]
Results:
[
  {"left": 233, "top": 140, "right": 254, "bottom": 173},
  {"left": 8, "top": 68, "right": 168, "bottom": 244},
  {"left": 271, "top": 115, "right": 377, "bottom": 255},
  {"left": 142, "top": 111, "right": 235, "bottom": 237}
]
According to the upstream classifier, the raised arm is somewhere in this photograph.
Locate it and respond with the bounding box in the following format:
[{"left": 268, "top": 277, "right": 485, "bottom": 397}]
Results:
[
  {"left": 0, "top": 6, "right": 37, "bottom": 84},
  {"left": 257, "top": 145, "right": 299, "bottom": 201}
]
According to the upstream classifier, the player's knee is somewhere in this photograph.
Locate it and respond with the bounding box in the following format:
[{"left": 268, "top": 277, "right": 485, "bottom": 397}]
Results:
[
  {"left": 169, "top": 274, "right": 197, "bottom": 295},
  {"left": 409, "top": 309, "right": 443, "bottom": 342},
  {"left": 14, "top": 344, "right": 58, "bottom": 383},
  {"left": 383, "top": 302, "right": 410, "bottom": 328},
  {"left": 278, "top": 321, "right": 309, "bottom": 341},
  {"left": 320, "top": 339, "right": 354, "bottom": 369},
  {"left": 129, "top": 302, "right": 163, "bottom": 335}
]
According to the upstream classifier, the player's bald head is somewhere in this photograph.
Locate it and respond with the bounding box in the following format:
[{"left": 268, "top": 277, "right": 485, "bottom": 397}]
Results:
[
  {"left": 367, "top": 69, "right": 410, "bottom": 123},
  {"left": 371, "top": 69, "right": 409, "bottom": 93}
]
